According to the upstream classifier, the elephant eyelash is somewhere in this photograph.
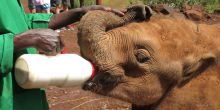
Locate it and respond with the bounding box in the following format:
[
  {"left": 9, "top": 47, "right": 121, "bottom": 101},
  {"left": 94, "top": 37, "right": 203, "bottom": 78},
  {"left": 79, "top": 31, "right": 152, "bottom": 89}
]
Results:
[
  {"left": 136, "top": 54, "right": 150, "bottom": 63},
  {"left": 139, "top": 56, "right": 150, "bottom": 63},
  {"left": 135, "top": 49, "right": 151, "bottom": 63}
]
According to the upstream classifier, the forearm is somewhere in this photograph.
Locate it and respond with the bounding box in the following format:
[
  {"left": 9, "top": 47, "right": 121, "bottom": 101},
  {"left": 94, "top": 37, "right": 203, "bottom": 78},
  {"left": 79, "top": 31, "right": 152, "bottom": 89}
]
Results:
[
  {"left": 14, "top": 34, "right": 37, "bottom": 52},
  {"left": 48, "top": 5, "right": 125, "bottom": 29},
  {"left": 48, "top": 8, "right": 86, "bottom": 29}
]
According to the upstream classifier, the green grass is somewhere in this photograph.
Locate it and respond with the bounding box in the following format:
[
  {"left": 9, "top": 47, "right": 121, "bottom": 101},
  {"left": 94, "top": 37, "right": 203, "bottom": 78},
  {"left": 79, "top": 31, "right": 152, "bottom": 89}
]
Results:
[{"left": 103, "top": 0, "right": 130, "bottom": 9}]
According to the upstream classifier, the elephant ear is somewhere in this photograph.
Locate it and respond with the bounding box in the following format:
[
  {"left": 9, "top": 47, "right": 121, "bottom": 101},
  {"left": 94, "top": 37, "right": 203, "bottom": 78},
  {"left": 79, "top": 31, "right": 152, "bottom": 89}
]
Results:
[{"left": 178, "top": 53, "right": 216, "bottom": 87}]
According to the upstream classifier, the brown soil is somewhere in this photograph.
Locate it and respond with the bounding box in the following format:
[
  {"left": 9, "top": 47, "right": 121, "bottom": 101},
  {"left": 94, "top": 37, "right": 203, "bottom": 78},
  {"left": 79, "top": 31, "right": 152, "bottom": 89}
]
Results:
[{"left": 20, "top": 0, "right": 220, "bottom": 110}]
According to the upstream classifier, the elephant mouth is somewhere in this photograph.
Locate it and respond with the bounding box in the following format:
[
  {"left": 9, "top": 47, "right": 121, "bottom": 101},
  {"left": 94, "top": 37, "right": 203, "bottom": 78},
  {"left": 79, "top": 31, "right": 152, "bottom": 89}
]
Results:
[{"left": 82, "top": 71, "right": 122, "bottom": 94}]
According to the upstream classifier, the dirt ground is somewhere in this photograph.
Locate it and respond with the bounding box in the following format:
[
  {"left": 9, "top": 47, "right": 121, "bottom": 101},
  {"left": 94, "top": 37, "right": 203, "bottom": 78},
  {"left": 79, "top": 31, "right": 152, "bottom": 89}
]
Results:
[{"left": 20, "top": 0, "right": 220, "bottom": 110}]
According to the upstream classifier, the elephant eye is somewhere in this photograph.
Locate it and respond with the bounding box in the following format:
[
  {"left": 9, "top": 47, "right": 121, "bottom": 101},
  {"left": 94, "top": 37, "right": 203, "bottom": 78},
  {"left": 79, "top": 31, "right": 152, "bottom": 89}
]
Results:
[{"left": 135, "top": 49, "right": 150, "bottom": 63}]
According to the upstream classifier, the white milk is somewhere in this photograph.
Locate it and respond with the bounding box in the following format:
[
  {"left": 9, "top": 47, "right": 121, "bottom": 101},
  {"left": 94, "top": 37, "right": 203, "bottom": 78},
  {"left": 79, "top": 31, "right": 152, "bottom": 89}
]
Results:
[{"left": 14, "top": 54, "right": 95, "bottom": 89}]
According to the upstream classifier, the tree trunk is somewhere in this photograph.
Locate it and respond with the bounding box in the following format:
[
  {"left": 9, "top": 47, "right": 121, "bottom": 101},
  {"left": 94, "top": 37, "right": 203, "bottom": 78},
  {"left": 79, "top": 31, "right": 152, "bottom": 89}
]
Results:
[{"left": 96, "top": 0, "right": 102, "bottom": 5}]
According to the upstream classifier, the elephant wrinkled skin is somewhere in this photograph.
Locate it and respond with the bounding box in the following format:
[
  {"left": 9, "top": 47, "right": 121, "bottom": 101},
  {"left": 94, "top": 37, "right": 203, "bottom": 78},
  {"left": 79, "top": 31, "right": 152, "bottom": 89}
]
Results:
[{"left": 77, "top": 5, "right": 220, "bottom": 110}]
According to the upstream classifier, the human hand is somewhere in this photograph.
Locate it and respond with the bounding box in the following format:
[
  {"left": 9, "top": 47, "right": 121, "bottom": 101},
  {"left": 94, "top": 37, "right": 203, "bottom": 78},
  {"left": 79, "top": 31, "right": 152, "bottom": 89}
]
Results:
[
  {"left": 14, "top": 29, "right": 63, "bottom": 54},
  {"left": 82, "top": 5, "right": 125, "bottom": 17}
]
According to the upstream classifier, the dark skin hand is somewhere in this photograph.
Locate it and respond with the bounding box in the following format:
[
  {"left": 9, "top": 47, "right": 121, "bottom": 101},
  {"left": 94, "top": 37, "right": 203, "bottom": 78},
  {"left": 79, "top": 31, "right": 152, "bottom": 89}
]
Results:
[{"left": 14, "top": 29, "right": 63, "bottom": 54}]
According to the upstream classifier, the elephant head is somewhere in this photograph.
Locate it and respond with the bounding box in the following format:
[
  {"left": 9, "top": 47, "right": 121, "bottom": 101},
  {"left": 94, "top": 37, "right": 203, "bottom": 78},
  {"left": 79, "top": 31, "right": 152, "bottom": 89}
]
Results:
[{"left": 77, "top": 5, "right": 217, "bottom": 107}]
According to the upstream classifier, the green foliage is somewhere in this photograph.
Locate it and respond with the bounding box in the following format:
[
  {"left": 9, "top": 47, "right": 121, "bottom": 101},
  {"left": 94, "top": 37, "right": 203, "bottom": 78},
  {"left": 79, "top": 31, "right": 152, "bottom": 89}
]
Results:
[
  {"left": 129, "top": 0, "right": 220, "bottom": 13},
  {"left": 70, "top": 0, "right": 96, "bottom": 8},
  {"left": 83, "top": 0, "right": 96, "bottom": 6}
]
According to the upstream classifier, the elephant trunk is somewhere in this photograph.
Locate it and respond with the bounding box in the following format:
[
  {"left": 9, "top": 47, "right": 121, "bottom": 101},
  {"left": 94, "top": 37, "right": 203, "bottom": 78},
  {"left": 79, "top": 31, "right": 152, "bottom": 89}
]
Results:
[{"left": 77, "top": 5, "right": 152, "bottom": 40}]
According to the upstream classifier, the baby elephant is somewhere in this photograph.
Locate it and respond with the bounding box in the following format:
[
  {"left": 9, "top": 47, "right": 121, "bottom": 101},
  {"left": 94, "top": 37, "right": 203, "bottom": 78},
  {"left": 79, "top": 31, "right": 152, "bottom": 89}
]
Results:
[{"left": 78, "top": 5, "right": 220, "bottom": 110}]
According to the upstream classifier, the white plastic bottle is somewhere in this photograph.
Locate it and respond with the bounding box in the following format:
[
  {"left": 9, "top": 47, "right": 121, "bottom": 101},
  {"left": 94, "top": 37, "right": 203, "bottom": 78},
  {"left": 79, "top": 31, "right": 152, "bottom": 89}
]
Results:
[{"left": 14, "top": 54, "right": 95, "bottom": 89}]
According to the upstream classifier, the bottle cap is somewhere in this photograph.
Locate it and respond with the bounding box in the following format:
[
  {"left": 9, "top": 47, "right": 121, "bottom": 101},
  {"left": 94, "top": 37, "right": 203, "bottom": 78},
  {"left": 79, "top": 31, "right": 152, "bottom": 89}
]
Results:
[{"left": 89, "top": 62, "right": 96, "bottom": 80}]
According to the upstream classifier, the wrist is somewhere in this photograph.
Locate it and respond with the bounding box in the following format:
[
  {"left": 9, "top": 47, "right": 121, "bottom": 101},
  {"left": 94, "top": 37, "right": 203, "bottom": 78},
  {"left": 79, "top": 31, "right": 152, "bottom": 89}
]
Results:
[
  {"left": 80, "top": 7, "right": 88, "bottom": 14},
  {"left": 49, "top": 8, "right": 86, "bottom": 29},
  {"left": 14, "top": 34, "right": 38, "bottom": 52},
  {"left": 70, "top": 7, "right": 86, "bottom": 17},
  {"left": 14, "top": 34, "right": 27, "bottom": 52}
]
